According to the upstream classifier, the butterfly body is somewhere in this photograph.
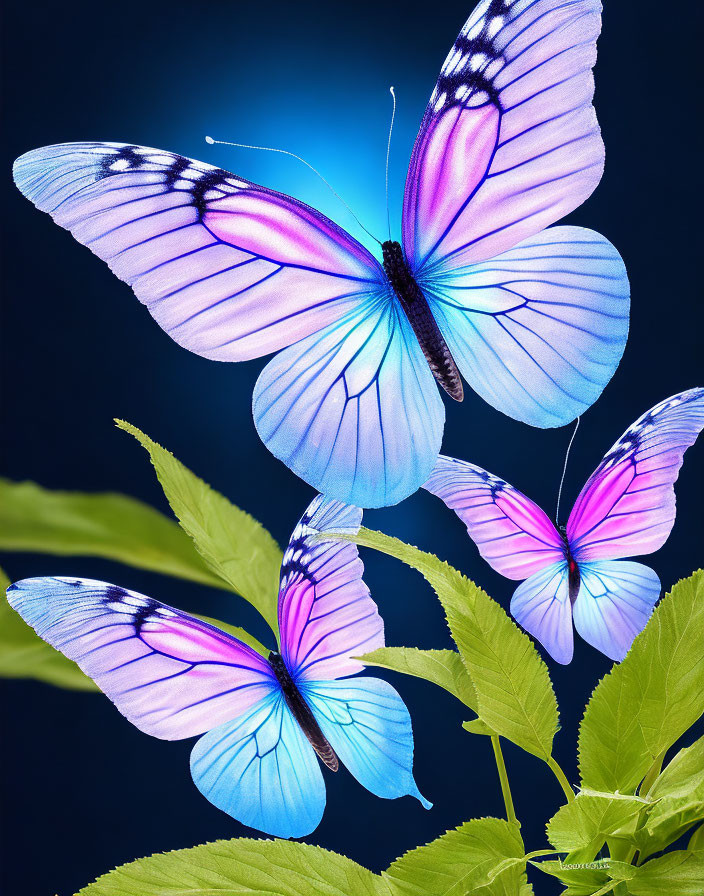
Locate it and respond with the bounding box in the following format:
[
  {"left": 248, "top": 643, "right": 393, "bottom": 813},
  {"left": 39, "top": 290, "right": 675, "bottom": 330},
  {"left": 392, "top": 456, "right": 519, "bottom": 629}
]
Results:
[
  {"left": 267, "top": 649, "right": 339, "bottom": 772},
  {"left": 381, "top": 240, "right": 464, "bottom": 401},
  {"left": 566, "top": 553, "right": 581, "bottom": 606},
  {"left": 425, "top": 388, "right": 704, "bottom": 663}
]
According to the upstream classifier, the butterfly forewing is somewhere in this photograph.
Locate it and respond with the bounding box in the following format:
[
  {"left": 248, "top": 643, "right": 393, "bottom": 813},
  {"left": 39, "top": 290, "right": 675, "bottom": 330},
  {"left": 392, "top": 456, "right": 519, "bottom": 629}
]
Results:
[
  {"left": 277, "top": 495, "right": 384, "bottom": 680},
  {"left": 13, "top": 143, "right": 381, "bottom": 363},
  {"left": 567, "top": 388, "right": 704, "bottom": 560},
  {"left": 424, "top": 454, "right": 566, "bottom": 579},
  {"left": 403, "top": 0, "right": 605, "bottom": 271},
  {"left": 6, "top": 577, "right": 276, "bottom": 739}
]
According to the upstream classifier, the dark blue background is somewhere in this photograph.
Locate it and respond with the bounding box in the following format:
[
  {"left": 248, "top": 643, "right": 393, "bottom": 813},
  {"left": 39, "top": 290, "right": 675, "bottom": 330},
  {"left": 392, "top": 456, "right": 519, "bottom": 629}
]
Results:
[{"left": 1, "top": 1, "right": 702, "bottom": 893}]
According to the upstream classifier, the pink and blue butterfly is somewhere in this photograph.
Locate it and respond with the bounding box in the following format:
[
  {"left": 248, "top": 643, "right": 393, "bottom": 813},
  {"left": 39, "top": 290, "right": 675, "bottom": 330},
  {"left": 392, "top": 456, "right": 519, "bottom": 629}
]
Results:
[
  {"left": 6, "top": 495, "right": 430, "bottom": 838},
  {"left": 12, "top": 0, "right": 628, "bottom": 508},
  {"left": 424, "top": 388, "right": 704, "bottom": 664}
]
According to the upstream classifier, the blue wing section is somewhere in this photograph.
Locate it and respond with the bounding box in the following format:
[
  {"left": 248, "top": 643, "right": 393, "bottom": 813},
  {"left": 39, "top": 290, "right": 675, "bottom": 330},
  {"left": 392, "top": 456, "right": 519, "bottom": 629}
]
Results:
[
  {"left": 510, "top": 561, "right": 574, "bottom": 664},
  {"left": 190, "top": 689, "right": 326, "bottom": 838},
  {"left": 253, "top": 295, "right": 445, "bottom": 508},
  {"left": 573, "top": 561, "right": 661, "bottom": 662},
  {"left": 301, "top": 678, "right": 430, "bottom": 808},
  {"left": 421, "top": 227, "right": 629, "bottom": 428}
]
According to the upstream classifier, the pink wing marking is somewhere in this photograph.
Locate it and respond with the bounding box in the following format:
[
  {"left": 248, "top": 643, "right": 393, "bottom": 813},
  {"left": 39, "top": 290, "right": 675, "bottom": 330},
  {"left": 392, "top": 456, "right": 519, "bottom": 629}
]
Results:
[
  {"left": 403, "top": 0, "right": 605, "bottom": 273},
  {"left": 277, "top": 495, "right": 384, "bottom": 681},
  {"left": 424, "top": 455, "right": 565, "bottom": 579},
  {"left": 567, "top": 388, "right": 704, "bottom": 560},
  {"left": 13, "top": 143, "right": 383, "bottom": 362},
  {"left": 6, "top": 577, "right": 275, "bottom": 739}
]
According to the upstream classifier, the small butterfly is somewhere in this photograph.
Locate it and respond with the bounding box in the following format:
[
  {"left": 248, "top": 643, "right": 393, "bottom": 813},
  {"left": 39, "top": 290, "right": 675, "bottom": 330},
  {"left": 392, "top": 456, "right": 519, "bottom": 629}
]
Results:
[
  {"left": 12, "top": 0, "right": 629, "bottom": 508},
  {"left": 7, "top": 495, "right": 429, "bottom": 838},
  {"left": 424, "top": 388, "right": 704, "bottom": 663}
]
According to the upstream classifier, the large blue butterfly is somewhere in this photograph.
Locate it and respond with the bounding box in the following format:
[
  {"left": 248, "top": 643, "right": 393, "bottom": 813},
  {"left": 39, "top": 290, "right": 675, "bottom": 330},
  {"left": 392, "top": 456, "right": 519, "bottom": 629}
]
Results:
[
  {"left": 7, "top": 495, "right": 429, "bottom": 838},
  {"left": 13, "top": 0, "right": 628, "bottom": 507}
]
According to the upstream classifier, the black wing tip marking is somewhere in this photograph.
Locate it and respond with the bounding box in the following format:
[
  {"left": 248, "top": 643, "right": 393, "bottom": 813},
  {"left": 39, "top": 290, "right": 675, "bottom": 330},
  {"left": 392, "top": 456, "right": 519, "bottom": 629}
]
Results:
[
  {"left": 97, "top": 145, "right": 238, "bottom": 220},
  {"left": 101, "top": 584, "right": 160, "bottom": 632},
  {"left": 433, "top": 0, "right": 515, "bottom": 115}
]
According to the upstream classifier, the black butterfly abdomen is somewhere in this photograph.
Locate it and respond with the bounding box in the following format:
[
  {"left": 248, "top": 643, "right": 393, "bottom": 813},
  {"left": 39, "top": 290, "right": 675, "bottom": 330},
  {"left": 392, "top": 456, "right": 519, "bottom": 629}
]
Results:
[
  {"left": 560, "top": 532, "right": 581, "bottom": 605},
  {"left": 268, "top": 651, "right": 339, "bottom": 771},
  {"left": 382, "top": 241, "right": 463, "bottom": 401}
]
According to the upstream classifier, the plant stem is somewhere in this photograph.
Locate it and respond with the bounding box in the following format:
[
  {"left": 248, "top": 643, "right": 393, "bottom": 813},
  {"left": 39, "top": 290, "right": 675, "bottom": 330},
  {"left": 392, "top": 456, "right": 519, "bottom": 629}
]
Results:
[
  {"left": 590, "top": 882, "right": 618, "bottom": 896},
  {"left": 547, "top": 757, "right": 575, "bottom": 803},
  {"left": 491, "top": 735, "right": 517, "bottom": 824},
  {"left": 525, "top": 849, "right": 560, "bottom": 861}
]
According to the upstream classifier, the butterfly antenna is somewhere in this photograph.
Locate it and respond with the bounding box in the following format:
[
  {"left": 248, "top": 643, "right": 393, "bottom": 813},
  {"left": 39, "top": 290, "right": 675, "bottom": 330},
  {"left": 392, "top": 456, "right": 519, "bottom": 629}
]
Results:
[
  {"left": 385, "top": 86, "right": 397, "bottom": 241},
  {"left": 205, "top": 135, "right": 382, "bottom": 246},
  {"left": 556, "top": 416, "right": 581, "bottom": 527}
]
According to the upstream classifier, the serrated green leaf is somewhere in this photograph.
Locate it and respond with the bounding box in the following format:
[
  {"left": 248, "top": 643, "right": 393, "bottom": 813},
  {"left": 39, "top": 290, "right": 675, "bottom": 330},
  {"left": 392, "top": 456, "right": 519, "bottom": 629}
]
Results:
[
  {"left": 348, "top": 528, "right": 558, "bottom": 762},
  {"left": 117, "top": 420, "right": 282, "bottom": 635},
  {"left": 635, "top": 735, "right": 704, "bottom": 860},
  {"left": 384, "top": 817, "right": 525, "bottom": 895},
  {"left": 579, "top": 571, "right": 704, "bottom": 793},
  {"left": 76, "top": 837, "right": 387, "bottom": 895},
  {"left": 608, "top": 849, "right": 704, "bottom": 895},
  {"left": 530, "top": 859, "right": 610, "bottom": 896},
  {"left": 0, "top": 565, "right": 96, "bottom": 691},
  {"left": 546, "top": 792, "right": 646, "bottom": 863},
  {"left": 0, "top": 477, "right": 224, "bottom": 589},
  {"left": 360, "top": 646, "right": 478, "bottom": 712}
]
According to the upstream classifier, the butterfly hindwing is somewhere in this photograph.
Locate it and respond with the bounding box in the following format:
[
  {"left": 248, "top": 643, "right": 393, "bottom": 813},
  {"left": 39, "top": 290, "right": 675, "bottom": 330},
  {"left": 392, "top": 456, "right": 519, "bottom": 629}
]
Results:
[
  {"left": 6, "top": 577, "right": 276, "bottom": 739},
  {"left": 422, "top": 226, "right": 629, "bottom": 428},
  {"left": 509, "top": 561, "right": 573, "bottom": 664},
  {"left": 253, "top": 301, "right": 446, "bottom": 508},
  {"left": 301, "top": 678, "right": 431, "bottom": 807},
  {"left": 567, "top": 388, "right": 704, "bottom": 561},
  {"left": 190, "top": 689, "right": 326, "bottom": 839},
  {"left": 423, "top": 454, "right": 565, "bottom": 579},
  {"left": 572, "top": 560, "right": 661, "bottom": 662}
]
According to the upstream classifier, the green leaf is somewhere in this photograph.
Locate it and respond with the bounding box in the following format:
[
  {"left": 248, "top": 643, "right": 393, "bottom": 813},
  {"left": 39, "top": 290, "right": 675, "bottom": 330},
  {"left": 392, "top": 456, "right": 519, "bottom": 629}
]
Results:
[
  {"left": 579, "top": 571, "right": 704, "bottom": 793},
  {"left": 0, "top": 565, "right": 96, "bottom": 691},
  {"left": 348, "top": 528, "right": 558, "bottom": 762},
  {"left": 608, "top": 849, "right": 704, "bottom": 895},
  {"left": 635, "top": 735, "right": 704, "bottom": 860},
  {"left": 384, "top": 817, "right": 525, "bottom": 895},
  {"left": 546, "top": 791, "right": 646, "bottom": 863},
  {"left": 530, "top": 859, "right": 610, "bottom": 896},
  {"left": 689, "top": 824, "right": 704, "bottom": 850},
  {"left": 0, "top": 477, "right": 225, "bottom": 590},
  {"left": 463, "top": 719, "right": 494, "bottom": 736},
  {"left": 76, "top": 837, "right": 386, "bottom": 895},
  {"left": 360, "top": 646, "right": 478, "bottom": 712},
  {"left": 117, "top": 420, "right": 283, "bottom": 635}
]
